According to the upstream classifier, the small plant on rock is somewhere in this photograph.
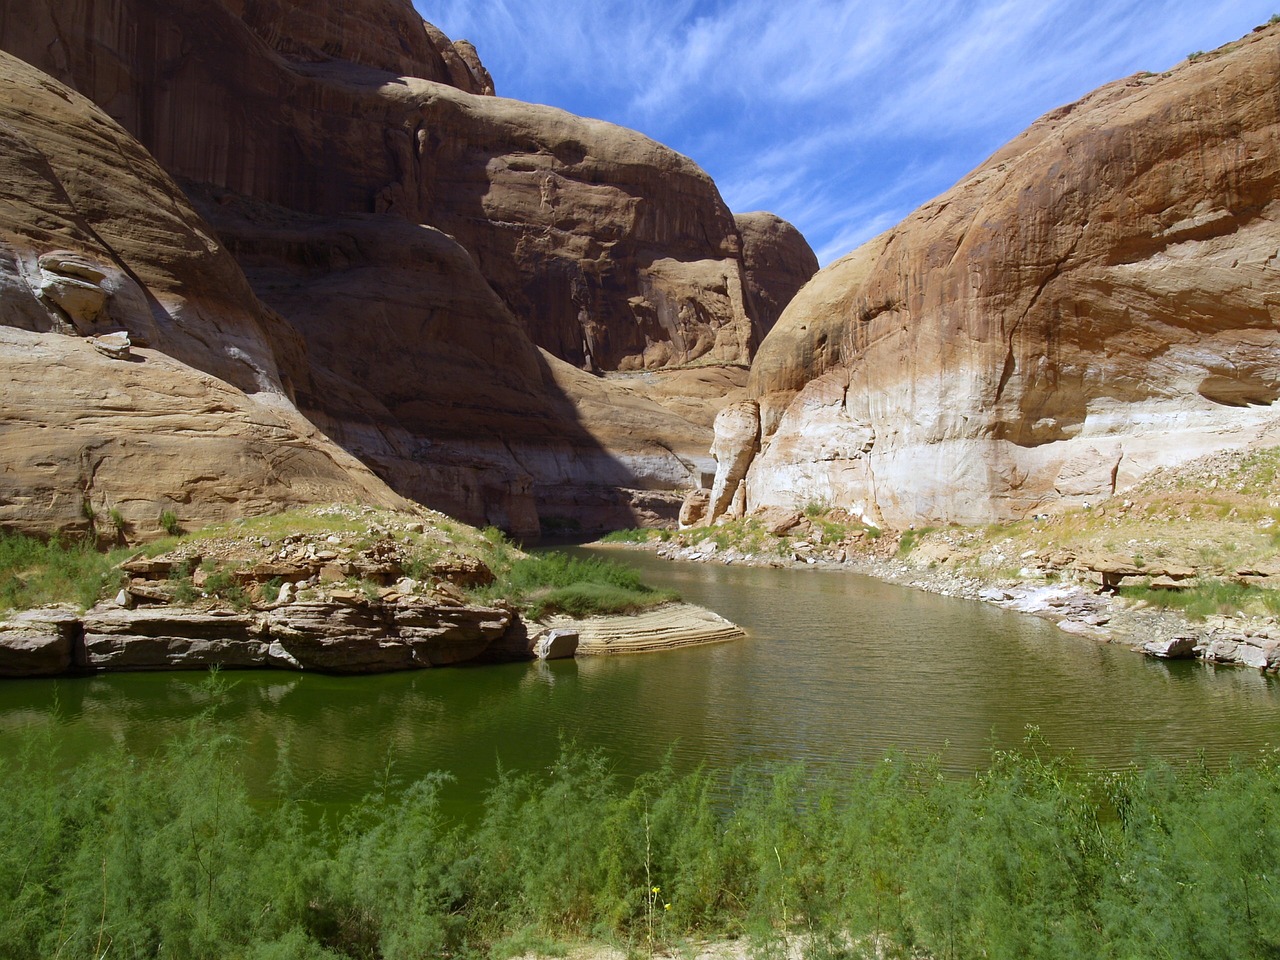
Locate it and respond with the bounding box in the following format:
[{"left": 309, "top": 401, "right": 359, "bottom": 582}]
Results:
[{"left": 160, "top": 509, "right": 182, "bottom": 536}]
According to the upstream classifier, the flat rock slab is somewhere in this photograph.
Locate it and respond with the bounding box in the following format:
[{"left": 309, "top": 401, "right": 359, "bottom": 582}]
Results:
[
  {"left": 541, "top": 602, "right": 745, "bottom": 655},
  {"left": 0, "top": 608, "right": 80, "bottom": 676}
]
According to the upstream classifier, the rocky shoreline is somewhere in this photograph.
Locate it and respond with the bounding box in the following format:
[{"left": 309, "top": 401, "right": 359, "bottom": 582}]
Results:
[
  {"left": 598, "top": 534, "right": 1280, "bottom": 675},
  {"left": 0, "top": 505, "right": 749, "bottom": 679},
  {"left": 0, "top": 596, "right": 748, "bottom": 679}
]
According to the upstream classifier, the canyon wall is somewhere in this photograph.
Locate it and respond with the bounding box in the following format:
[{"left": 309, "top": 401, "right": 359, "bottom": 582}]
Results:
[
  {"left": 711, "top": 25, "right": 1280, "bottom": 527},
  {"left": 0, "top": 52, "right": 406, "bottom": 538},
  {"left": 0, "top": 0, "right": 816, "bottom": 536}
]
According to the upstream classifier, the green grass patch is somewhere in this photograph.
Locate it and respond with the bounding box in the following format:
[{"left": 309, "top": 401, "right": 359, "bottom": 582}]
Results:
[
  {"left": 476, "top": 550, "right": 676, "bottom": 619},
  {"left": 1119, "top": 579, "right": 1280, "bottom": 619},
  {"left": 0, "top": 531, "right": 130, "bottom": 612},
  {"left": 896, "top": 526, "right": 938, "bottom": 558},
  {"left": 599, "top": 528, "right": 656, "bottom": 544}
]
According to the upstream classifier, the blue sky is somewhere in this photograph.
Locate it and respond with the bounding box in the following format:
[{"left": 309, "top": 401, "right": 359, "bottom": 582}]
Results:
[{"left": 417, "top": 2, "right": 1279, "bottom": 265}]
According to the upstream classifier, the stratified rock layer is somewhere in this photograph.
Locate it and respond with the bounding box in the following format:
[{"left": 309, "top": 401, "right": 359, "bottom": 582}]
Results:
[
  {"left": 733, "top": 27, "right": 1280, "bottom": 526},
  {"left": 1, "top": 0, "right": 816, "bottom": 534},
  {"left": 0, "top": 53, "right": 407, "bottom": 538}
]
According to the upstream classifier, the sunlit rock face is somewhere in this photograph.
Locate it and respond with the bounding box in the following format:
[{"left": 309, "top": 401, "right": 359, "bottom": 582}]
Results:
[
  {"left": 719, "top": 26, "right": 1280, "bottom": 527},
  {"left": 2, "top": 0, "right": 814, "bottom": 534},
  {"left": 0, "top": 52, "right": 407, "bottom": 539}
]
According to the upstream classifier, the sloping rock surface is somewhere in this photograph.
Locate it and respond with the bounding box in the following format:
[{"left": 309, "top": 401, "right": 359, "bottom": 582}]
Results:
[
  {"left": 0, "top": 55, "right": 406, "bottom": 538},
  {"left": 729, "top": 26, "right": 1280, "bottom": 526},
  {"left": 1, "top": 0, "right": 816, "bottom": 533}
]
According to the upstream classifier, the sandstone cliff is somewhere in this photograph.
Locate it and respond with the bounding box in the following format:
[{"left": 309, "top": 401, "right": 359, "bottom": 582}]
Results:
[
  {"left": 713, "top": 24, "right": 1280, "bottom": 527},
  {"left": 0, "top": 52, "right": 404, "bottom": 539},
  {"left": 1, "top": 0, "right": 815, "bottom": 537}
]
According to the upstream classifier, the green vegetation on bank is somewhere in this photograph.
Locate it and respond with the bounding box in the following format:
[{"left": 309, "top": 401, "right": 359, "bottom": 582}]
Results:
[
  {"left": 473, "top": 534, "right": 677, "bottom": 618},
  {"left": 1118, "top": 579, "right": 1280, "bottom": 619},
  {"left": 0, "top": 532, "right": 131, "bottom": 612},
  {"left": 1, "top": 510, "right": 677, "bottom": 621},
  {"left": 3, "top": 711, "right": 1278, "bottom": 960}
]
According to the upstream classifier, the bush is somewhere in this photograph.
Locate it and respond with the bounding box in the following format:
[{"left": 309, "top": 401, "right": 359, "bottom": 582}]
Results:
[
  {"left": 160, "top": 509, "right": 182, "bottom": 536},
  {"left": 0, "top": 531, "right": 127, "bottom": 611},
  {"left": 5, "top": 727, "right": 1280, "bottom": 960},
  {"left": 599, "top": 528, "right": 654, "bottom": 544}
]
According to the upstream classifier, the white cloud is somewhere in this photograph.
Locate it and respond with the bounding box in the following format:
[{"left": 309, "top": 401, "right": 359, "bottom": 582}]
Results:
[{"left": 419, "top": 0, "right": 1280, "bottom": 264}]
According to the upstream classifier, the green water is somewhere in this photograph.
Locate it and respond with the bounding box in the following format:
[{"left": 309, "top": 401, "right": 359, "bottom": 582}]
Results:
[{"left": 2, "top": 548, "right": 1278, "bottom": 815}]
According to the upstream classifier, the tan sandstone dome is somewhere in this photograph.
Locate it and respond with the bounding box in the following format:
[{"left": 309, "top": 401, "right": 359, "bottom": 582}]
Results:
[
  {"left": 0, "top": 52, "right": 406, "bottom": 539},
  {"left": 709, "top": 25, "right": 1280, "bottom": 527},
  {"left": 1, "top": 0, "right": 816, "bottom": 536}
]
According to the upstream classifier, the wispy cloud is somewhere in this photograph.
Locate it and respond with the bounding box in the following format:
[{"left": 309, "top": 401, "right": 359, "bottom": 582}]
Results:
[{"left": 420, "top": 0, "right": 1280, "bottom": 264}]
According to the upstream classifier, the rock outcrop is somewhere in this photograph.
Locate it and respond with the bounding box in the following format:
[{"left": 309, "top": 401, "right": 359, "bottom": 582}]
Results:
[
  {"left": 0, "top": 53, "right": 407, "bottom": 539},
  {"left": 721, "top": 26, "right": 1280, "bottom": 527},
  {"left": 1, "top": 0, "right": 814, "bottom": 535},
  {"left": 735, "top": 211, "right": 820, "bottom": 347}
]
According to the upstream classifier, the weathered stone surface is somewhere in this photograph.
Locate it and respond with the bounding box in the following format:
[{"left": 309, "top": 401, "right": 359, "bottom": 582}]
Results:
[
  {"left": 708, "top": 401, "right": 761, "bottom": 522},
  {"left": 735, "top": 211, "right": 819, "bottom": 346},
  {"left": 1142, "top": 634, "right": 1198, "bottom": 659},
  {"left": 543, "top": 602, "right": 746, "bottom": 655},
  {"left": 0, "top": 609, "right": 79, "bottom": 676},
  {"left": 532, "top": 627, "right": 579, "bottom": 661},
  {"left": 75, "top": 596, "right": 513, "bottom": 674},
  {"left": 0, "top": 2, "right": 813, "bottom": 535},
  {"left": 679, "top": 489, "right": 711, "bottom": 528},
  {"left": 0, "top": 326, "right": 404, "bottom": 540},
  {"left": 232, "top": 0, "right": 494, "bottom": 92},
  {"left": 80, "top": 607, "right": 269, "bottom": 670},
  {"left": 737, "top": 28, "right": 1280, "bottom": 526}
]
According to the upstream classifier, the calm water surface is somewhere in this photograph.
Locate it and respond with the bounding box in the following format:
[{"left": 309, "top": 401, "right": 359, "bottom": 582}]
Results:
[{"left": 2, "top": 548, "right": 1278, "bottom": 814}]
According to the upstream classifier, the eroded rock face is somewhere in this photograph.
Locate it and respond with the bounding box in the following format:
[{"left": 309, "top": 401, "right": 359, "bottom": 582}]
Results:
[
  {"left": 0, "top": 1, "right": 816, "bottom": 535},
  {"left": 0, "top": 609, "right": 79, "bottom": 676},
  {"left": 75, "top": 598, "right": 512, "bottom": 674},
  {"left": 0, "top": 326, "right": 405, "bottom": 539},
  {"left": 740, "top": 28, "right": 1280, "bottom": 526},
  {"left": 735, "top": 212, "right": 820, "bottom": 347}
]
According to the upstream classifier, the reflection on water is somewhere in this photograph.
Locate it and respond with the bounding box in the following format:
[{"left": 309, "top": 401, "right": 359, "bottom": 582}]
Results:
[{"left": 2, "top": 549, "right": 1278, "bottom": 814}]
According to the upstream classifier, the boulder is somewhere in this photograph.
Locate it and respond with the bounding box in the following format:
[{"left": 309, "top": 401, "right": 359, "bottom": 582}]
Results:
[
  {"left": 679, "top": 489, "right": 711, "bottom": 528},
  {"left": 0, "top": 609, "right": 80, "bottom": 676},
  {"left": 1142, "top": 634, "right": 1198, "bottom": 659},
  {"left": 708, "top": 401, "right": 761, "bottom": 522},
  {"left": 533, "top": 628, "right": 580, "bottom": 661}
]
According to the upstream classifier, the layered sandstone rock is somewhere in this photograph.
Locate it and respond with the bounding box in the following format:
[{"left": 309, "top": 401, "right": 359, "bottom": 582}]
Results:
[
  {"left": 1, "top": 0, "right": 815, "bottom": 535},
  {"left": 0, "top": 326, "right": 404, "bottom": 539},
  {"left": 0, "top": 55, "right": 406, "bottom": 538},
  {"left": 1, "top": 0, "right": 795, "bottom": 375},
  {"left": 74, "top": 597, "right": 511, "bottom": 673},
  {"left": 735, "top": 211, "right": 820, "bottom": 346},
  {"left": 726, "top": 26, "right": 1280, "bottom": 527}
]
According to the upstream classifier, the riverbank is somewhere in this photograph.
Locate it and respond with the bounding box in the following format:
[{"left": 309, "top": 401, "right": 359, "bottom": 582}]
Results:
[
  {"left": 597, "top": 446, "right": 1280, "bottom": 675},
  {"left": 0, "top": 505, "right": 745, "bottom": 677}
]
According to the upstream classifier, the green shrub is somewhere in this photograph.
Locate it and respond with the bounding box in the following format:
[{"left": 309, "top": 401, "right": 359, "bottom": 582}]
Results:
[
  {"left": 600, "top": 528, "right": 655, "bottom": 544},
  {"left": 1119, "top": 579, "right": 1280, "bottom": 619},
  {"left": 3, "top": 724, "right": 1280, "bottom": 960},
  {"left": 0, "top": 531, "right": 128, "bottom": 611},
  {"left": 160, "top": 509, "right": 182, "bottom": 536},
  {"left": 478, "top": 551, "right": 676, "bottom": 619}
]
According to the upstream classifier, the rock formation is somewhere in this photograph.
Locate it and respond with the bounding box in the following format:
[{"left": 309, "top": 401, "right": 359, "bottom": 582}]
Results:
[
  {"left": 0, "top": 0, "right": 816, "bottom": 536},
  {"left": 735, "top": 211, "right": 820, "bottom": 347},
  {"left": 714, "top": 25, "right": 1280, "bottom": 527},
  {"left": 0, "top": 54, "right": 406, "bottom": 539}
]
